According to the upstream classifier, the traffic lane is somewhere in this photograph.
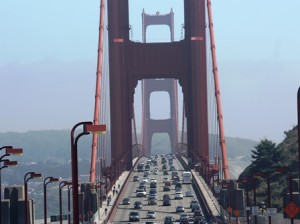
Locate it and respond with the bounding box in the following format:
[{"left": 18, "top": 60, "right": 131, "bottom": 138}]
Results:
[{"left": 111, "top": 156, "right": 199, "bottom": 223}]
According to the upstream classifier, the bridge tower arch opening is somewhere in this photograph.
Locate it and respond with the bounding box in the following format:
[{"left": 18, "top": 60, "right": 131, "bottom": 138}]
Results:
[
  {"left": 149, "top": 90, "right": 171, "bottom": 120},
  {"left": 151, "top": 133, "right": 172, "bottom": 155}
]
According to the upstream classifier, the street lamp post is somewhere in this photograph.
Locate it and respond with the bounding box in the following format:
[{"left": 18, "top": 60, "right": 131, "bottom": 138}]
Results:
[
  {"left": 255, "top": 172, "right": 271, "bottom": 224},
  {"left": 0, "top": 160, "right": 17, "bottom": 224},
  {"left": 43, "top": 177, "right": 59, "bottom": 224},
  {"left": 275, "top": 167, "right": 294, "bottom": 224},
  {"left": 59, "top": 181, "right": 72, "bottom": 224},
  {"left": 237, "top": 177, "right": 251, "bottom": 224},
  {"left": 0, "top": 146, "right": 23, "bottom": 224},
  {"left": 24, "top": 172, "right": 42, "bottom": 224},
  {"left": 220, "top": 181, "right": 232, "bottom": 222},
  {"left": 95, "top": 180, "right": 106, "bottom": 209},
  {"left": 71, "top": 121, "right": 104, "bottom": 224},
  {"left": 67, "top": 185, "right": 72, "bottom": 224}
]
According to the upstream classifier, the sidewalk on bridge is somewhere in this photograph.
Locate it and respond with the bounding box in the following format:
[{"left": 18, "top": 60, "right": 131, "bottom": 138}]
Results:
[
  {"left": 180, "top": 157, "right": 221, "bottom": 218},
  {"left": 92, "top": 158, "right": 139, "bottom": 224},
  {"left": 191, "top": 169, "right": 221, "bottom": 217}
]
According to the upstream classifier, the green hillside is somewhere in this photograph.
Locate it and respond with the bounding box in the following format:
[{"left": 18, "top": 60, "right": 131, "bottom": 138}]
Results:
[{"left": 239, "top": 125, "right": 299, "bottom": 212}]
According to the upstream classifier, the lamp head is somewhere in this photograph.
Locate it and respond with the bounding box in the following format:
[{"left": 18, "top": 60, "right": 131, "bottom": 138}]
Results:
[
  {"left": 85, "top": 124, "right": 106, "bottom": 134},
  {"left": 6, "top": 147, "right": 23, "bottom": 156},
  {"left": 50, "top": 177, "right": 60, "bottom": 182},
  {"left": 4, "top": 160, "right": 18, "bottom": 167},
  {"left": 31, "top": 172, "right": 42, "bottom": 178}
]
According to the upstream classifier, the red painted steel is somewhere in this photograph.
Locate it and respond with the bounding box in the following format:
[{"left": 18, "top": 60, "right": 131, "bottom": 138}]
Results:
[
  {"left": 90, "top": 0, "right": 105, "bottom": 183},
  {"left": 298, "top": 87, "right": 300, "bottom": 181},
  {"left": 107, "top": 0, "right": 212, "bottom": 180},
  {"left": 141, "top": 10, "right": 178, "bottom": 156},
  {"left": 207, "top": 0, "right": 229, "bottom": 179}
]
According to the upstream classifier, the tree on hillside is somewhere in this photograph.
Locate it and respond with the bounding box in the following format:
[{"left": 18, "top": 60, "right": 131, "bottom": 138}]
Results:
[{"left": 251, "top": 138, "right": 282, "bottom": 172}]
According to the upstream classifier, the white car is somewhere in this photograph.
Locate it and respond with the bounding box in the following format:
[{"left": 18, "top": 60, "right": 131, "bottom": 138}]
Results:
[
  {"left": 142, "top": 177, "right": 149, "bottom": 183},
  {"left": 174, "top": 192, "right": 183, "bottom": 200},
  {"left": 146, "top": 210, "right": 156, "bottom": 219},
  {"left": 136, "top": 189, "right": 146, "bottom": 197}
]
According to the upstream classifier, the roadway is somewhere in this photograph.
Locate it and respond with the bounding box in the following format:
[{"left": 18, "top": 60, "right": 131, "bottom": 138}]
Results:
[{"left": 109, "top": 155, "right": 207, "bottom": 224}]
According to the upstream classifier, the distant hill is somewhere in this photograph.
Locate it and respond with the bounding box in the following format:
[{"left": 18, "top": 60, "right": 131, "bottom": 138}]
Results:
[
  {"left": 226, "top": 136, "right": 257, "bottom": 178},
  {"left": 0, "top": 130, "right": 256, "bottom": 179}
]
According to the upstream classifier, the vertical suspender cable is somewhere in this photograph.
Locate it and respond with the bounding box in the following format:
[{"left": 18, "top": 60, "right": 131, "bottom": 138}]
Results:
[
  {"left": 132, "top": 108, "right": 138, "bottom": 145},
  {"left": 90, "top": 0, "right": 105, "bottom": 183},
  {"left": 297, "top": 87, "right": 300, "bottom": 181},
  {"left": 181, "top": 102, "right": 185, "bottom": 145},
  {"left": 207, "top": 0, "right": 229, "bottom": 179}
]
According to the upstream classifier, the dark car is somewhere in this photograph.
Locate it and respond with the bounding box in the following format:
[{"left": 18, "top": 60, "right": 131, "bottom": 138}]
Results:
[
  {"left": 163, "top": 194, "right": 170, "bottom": 200},
  {"left": 192, "top": 203, "right": 201, "bottom": 212},
  {"left": 179, "top": 213, "right": 189, "bottom": 224},
  {"left": 122, "top": 197, "right": 130, "bottom": 205},
  {"left": 164, "top": 216, "right": 174, "bottom": 224},
  {"left": 163, "top": 185, "right": 171, "bottom": 191},
  {"left": 129, "top": 211, "right": 140, "bottom": 222},
  {"left": 134, "top": 201, "right": 142, "bottom": 209},
  {"left": 132, "top": 176, "right": 139, "bottom": 182},
  {"left": 176, "top": 205, "right": 185, "bottom": 213},
  {"left": 148, "top": 196, "right": 157, "bottom": 205},
  {"left": 163, "top": 198, "right": 171, "bottom": 206}
]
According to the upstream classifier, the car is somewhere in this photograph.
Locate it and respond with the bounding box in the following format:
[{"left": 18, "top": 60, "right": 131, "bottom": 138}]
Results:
[
  {"left": 192, "top": 203, "right": 201, "bottom": 212},
  {"left": 137, "top": 185, "right": 146, "bottom": 191},
  {"left": 176, "top": 205, "right": 185, "bottom": 213},
  {"left": 190, "top": 200, "right": 199, "bottom": 208},
  {"left": 134, "top": 201, "right": 142, "bottom": 209},
  {"left": 150, "top": 182, "right": 157, "bottom": 188},
  {"left": 163, "top": 194, "right": 170, "bottom": 200},
  {"left": 150, "top": 178, "right": 157, "bottom": 183},
  {"left": 148, "top": 196, "right": 157, "bottom": 205},
  {"left": 175, "top": 192, "right": 184, "bottom": 200},
  {"left": 149, "top": 188, "right": 157, "bottom": 195},
  {"left": 145, "top": 222, "right": 157, "bottom": 224},
  {"left": 185, "top": 190, "right": 194, "bottom": 197},
  {"left": 165, "top": 180, "right": 172, "bottom": 186},
  {"left": 163, "top": 198, "right": 171, "bottom": 206},
  {"left": 193, "top": 210, "right": 203, "bottom": 220},
  {"left": 129, "top": 211, "right": 140, "bottom": 222},
  {"left": 142, "top": 177, "right": 149, "bottom": 183},
  {"left": 122, "top": 197, "right": 130, "bottom": 205},
  {"left": 163, "top": 170, "right": 168, "bottom": 175},
  {"left": 133, "top": 176, "right": 140, "bottom": 182},
  {"left": 179, "top": 213, "right": 189, "bottom": 224},
  {"left": 136, "top": 189, "right": 146, "bottom": 197},
  {"left": 164, "top": 216, "right": 174, "bottom": 224},
  {"left": 163, "top": 185, "right": 171, "bottom": 191},
  {"left": 146, "top": 210, "right": 156, "bottom": 219}
]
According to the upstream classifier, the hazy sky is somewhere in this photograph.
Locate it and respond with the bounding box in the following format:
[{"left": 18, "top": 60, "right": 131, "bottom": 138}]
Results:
[{"left": 1, "top": 1, "right": 299, "bottom": 144}]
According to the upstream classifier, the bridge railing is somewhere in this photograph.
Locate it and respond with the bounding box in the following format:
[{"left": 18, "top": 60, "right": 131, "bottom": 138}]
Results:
[{"left": 177, "top": 154, "right": 227, "bottom": 224}]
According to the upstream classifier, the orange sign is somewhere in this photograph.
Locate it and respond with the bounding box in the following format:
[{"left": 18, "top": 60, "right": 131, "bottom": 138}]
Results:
[
  {"left": 227, "top": 207, "right": 232, "bottom": 213},
  {"left": 284, "top": 202, "right": 300, "bottom": 218},
  {"left": 234, "top": 209, "right": 240, "bottom": 217}
]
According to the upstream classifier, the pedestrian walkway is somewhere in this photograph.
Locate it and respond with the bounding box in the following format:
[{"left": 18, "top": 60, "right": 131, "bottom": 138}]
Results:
[
  {"left": 180, "top": 156, "right": 222, "bottom": 218},
  {"left": 91, "top": 158, "right": 139, "bottom": 224}
]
